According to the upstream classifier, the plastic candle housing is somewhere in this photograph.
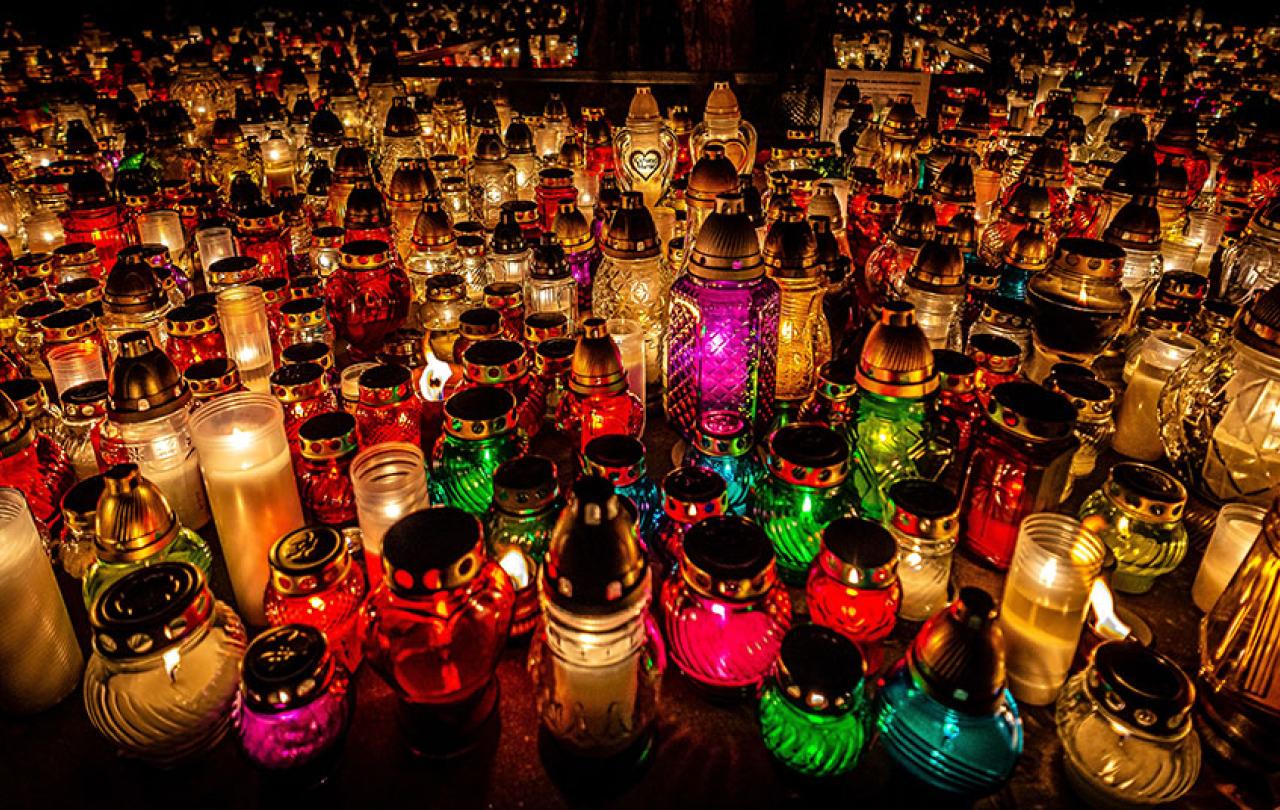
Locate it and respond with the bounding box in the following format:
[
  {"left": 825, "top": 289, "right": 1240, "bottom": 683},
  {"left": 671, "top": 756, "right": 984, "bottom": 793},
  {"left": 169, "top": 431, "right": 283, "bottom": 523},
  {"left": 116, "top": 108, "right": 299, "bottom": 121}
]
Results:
[
  {"left": 190, "top": 392, "right": 306, "bottom": 626},
  {"left": 959, "top": 382, "right": 1078, "bottom": 570},
  {"left": 557, "top": 318, "right": 644, "bottom": 452},
  {"left": 468, "top": 131, "right": 517, "bottom": 229},
  {"left": 1049, "top": 375, "right": 1116, "bottom": 498},
  {"left": 1192, "top": 503, "right": 1266, "bottom": 612},
  {"left": 1113, "top": 330, "right": 1202, "bottom": 461},
  {"left": 606, "top": 318, "right": 648, "bottom": 417},
  {"left": 664, "top": 193, "right": 780, "bottom": 441},
  {"left": 614, "top": 87, "right": 677, "bottom": 208},
  {"left": 279, "top": 296, "right": 334, "bottom": 350},
  {"left": 875, "top": 588, "right": 1023, "bottom": 796},
  {"left": 350, "top": 442, "right": 428, "bottom": 564},
  {"left": 489, "top": 207, "right": 532, "bottom": 286},
  {"left": 100, "top": 252, "right": 173, "bottom": 360},
  {"left": 0, "top": 488, "right": 83, "bottom": 713},
  {"left": 684, "top": 412, "right": 761, "bottom": 517},
  {"left": 662, "top": 516, "right": 791, "bottom": 692},
  {"left": 1079, "top": 463, "right": 1189, "bottom": 594},
  {"left": 295, "top": 412, "right": 359, "bottom": 526},
  {"left": 758, "top": 624, "right": 868, "bottom": 777},
  {"left": 217, "top": 285, "right": 275, "bottom": 393},
  {"left": 363, "top": 507, "right": 515, "bottom": 757},
  {"left": 807, "top": 516, "right": 900, "bottom": 651},
  {"left": 535, "top": 167, "right": 577, "bottom": 232},
  {"left": 998, "top": 513, "right": 1106, "bottom": 705},
  {"left": 196, "top": 225, "right": 237, "bottom": 273},
  {"left": 84, "top": 563, "right": 246, "bottom": 765},
  {"left": 429, "top": 387, "right": 524, "bottom": 515},
  {"left": 325, "top": 240, "right": 411, "bottom": 361},
  {"left": 528, "top": 477, "right": 665, "bottom": 764},
  {"left": 136, "top": 209, "right": 186, "bottom": 269},
  {"left": 654, "top": 465, "right": 728, "bottom": 575},
  {"left": 685, "top": 145, "right": 740, "bottom": 244},
  {"left": 235, "top": 624, "right": 353, "bottom": 779},
  {"left": 750, "top": 424, "right": 852, "bottom": 584},
  {"left": 82, "top": 463, "right": 213, "bottom": 610},
  {"left": 887, "top": 479, "right": 960, "bottom": 622},
  {"left": 581, "top": 434, "right": 663, "bottom": 545},
  {"left": 353, "top": 364, "right": 423, "bottom": 449},
  {"left": 264, "top": 526, "right": 367, "bottom": 672}
]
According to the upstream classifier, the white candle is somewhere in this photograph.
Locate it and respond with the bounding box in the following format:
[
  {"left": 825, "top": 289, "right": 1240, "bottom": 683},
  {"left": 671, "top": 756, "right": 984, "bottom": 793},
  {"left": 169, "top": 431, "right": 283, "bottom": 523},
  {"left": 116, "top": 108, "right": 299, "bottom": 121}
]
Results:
[
  {"left": 0, "top": 488, "right": 83, "bottom": 713},
  {"left": 217, "top": 287, "right": 275, "bottom": 393},
  {"left": 1113, "top": 331, "right": 1201, "bottom": 460},
  {"left": 998, "top": 513, "right": 1106, "bottom": 705},
  {"left": 1193, "top": 504, "right": 1267, "bottom": 612},
  {"left": 190, "top": 393, "right": 305, "bottom": 625},
  {"left": 607, "top": 318, "right": 646, "bottom": 422},
  {"left": 136, "top": 210, "right": 186, "bottom": 268}
]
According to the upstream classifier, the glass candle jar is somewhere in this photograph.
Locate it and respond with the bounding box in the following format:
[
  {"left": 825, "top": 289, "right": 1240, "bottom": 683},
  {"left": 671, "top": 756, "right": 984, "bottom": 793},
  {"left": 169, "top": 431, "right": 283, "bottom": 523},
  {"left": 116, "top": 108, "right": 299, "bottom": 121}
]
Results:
[
  {"left": 270, "top": 361, "right": 338, "bottom": 451},
  {"left": 235, "top": 204, "right": 292, "bottom": 282},
  {"left": 662, "top": 515, "right": 790, "bottom": 692},
  {"left": 363, "top": 507, "right": 515, "bottom": 757},
  {"left": 582, "top": 434, "right": 663, "bottom": 545},
  {"left": 887, "top": 479, "right": 960, "bottom": 622},
  {"left": 0, "top": 488, "right": 83, "bottom": 714},
  {"left": 84, "top": 562, "right": 246, "bottom": 764},
  {"left": 1079, "top": 463, "right": 1189, "bottom": 594},
  {"left": 529, "top": 477, "right": 664, "bottom": 765},
  {"left": 968, "top": 333, "right": 1022, "bottom": 403},
  {"left": 163, "top": 302, "right": 226, "bottom": 373},
  {"left": 235, "top": 624, "right": 353, "bottom": 781},
  {"left": 326, "top": 240, "right": 411, "bottom": 361},
  {"left": 350, "top": 442, "right": 428, "bottom": 568},
  {"left": 279, "top": 296, "right": 334, "bottom": 351},
  {"left": 429, "top": 387, "right": 523, "bottom": 516},
  {"left": 1049, "top": 375, "right": 1116, "bottom": 498},
  {"left": 296, "top": 412, "right": 359, "bottom": 526},
  {"left": 1056, "top": 640, "right": 1200, "bottom": 806},
  {"left": 484, "top": 283, "right": 525, "bottom": 342},
  {"left": 265, "top": 526, "right": 367, "bottom": 672},
  {"left": 459, "top": 339, "right": 544, "bottom": 440},
  {"left": 486, "top": 455, "right": 561, "bottom": 637},
  {"left": 615, "top": 87, "right": 678, "bottom": 208},
  {"left": 999, "top": 513, "right": 1106, "bottom": 705},
  {"left": 684, "top": 412, "right": 761, "bottom": 517},
  {"left": 82, "top": 462, "right": 213, "bottom": 610},
  {"left": 959, "top": 382, "right": 1079, "bottom": 570},
  {"left": 1112, "top": 330, "right": 1202, "bottom": 461},
  {"left": 691, "top": 82, "right": 758, "bottom": 175},
  {"left": 535, "top": 167, "right": 577, "bottom": 232},
  {"left": 58, "top": 474, "right": 104, "bottom": 578},
  {"left": 354, "top": 364, "right": 423, "bottom": 449},
  {"left": 758, "top": 624, "right": 868, "bottom": 777},
  {"left": 40, "top": 307, "right": 105, "bottom": 393},
  {"left": 654, "top": 466, "right": 729, "bottom": 575},
  {"left": 557, "top": 318, "right": 645, "bottom": 452},
  {"left": 1192, "top": 503, "right": 1267, "bottom": 612},
  {"left": 190, "top": 392, "right": 306, "bottom": 626},
  {"left": 665, "top": 192, "right": 780, "bottom": 441},
  {"left": 807, "top": 516, "right": 900, "bottom": 649},
  {"left": 217, "top": 285, "right": 275, "bottom": 393},
  {"left": 875, "top": 587, "right": 1023, "bottom": 797},
  {"left": 526, "top": 235, "right": 579, "bottom": 331},
  {"left": 750, "top": 424, "right": 852, "bottom": 584}
]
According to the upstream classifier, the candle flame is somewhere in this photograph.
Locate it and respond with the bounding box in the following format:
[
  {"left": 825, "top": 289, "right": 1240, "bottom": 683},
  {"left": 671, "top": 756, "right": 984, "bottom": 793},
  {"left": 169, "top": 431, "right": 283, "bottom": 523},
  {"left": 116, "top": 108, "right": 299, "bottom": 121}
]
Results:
[
  {"left": 1089, "top": 579, "right": 1131, "bottom": 640},
  {"left": 499, "top": 548, "right": 532, "bottom": 589},
  {"left": 163, "top": 648, "right": 181, "bottom": 682},
  {"left": 420, "top": 353, "right": 453, "bottom": 402}
]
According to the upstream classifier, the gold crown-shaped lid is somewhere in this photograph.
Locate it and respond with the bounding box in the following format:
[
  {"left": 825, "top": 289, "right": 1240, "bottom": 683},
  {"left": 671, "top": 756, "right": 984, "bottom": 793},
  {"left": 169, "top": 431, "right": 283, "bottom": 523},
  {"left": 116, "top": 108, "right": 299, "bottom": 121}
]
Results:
[
  {"left": 184, "top": 357, "right": 242, "bottom": 399},
  {"left": 570, "top": 318, "right": 628, "bottom": 395},
  {"left": 687, "top": 144, "right": 740, "bottom": 205},
  {"left": 443, "top": 386, "right": 518, "bottom": 439},
  {"left": 689, "top": 193, "right": 764, "bottom": 280},
  {"left": 234, "top": 202, "right": 285, "bottom": 233},
  {"left": 339, "top": 239, "right": 392, "bottom": 271},
  {"left": 40, "top": 306, "right": 97, "bottom": 344},
  {"left": 856, "top": 301, "right": 938, "bottom": 399},
  {"left": 94, "top": 463, "right": 181, "bottom": 563},
  {"left": 1004, "top": 221, "right": 1051, "bottom": 271},
  {"left": 269, "top": 361, "right": 327, "bottom": 404},
  {"left": 298, "top": 411, "right": 358, "bottom": 460},
  {"left": 164, "top": 302, "right": 220, "bottom": 337},
  {"left": 762, "top": 206, "right": 819, "bottom": 279},
  {"left": 907, "top": 240, "right": 965, "bottom": 292},
  {"left": 1050, "top": 237, "right": 1126, "bottom": 281}
]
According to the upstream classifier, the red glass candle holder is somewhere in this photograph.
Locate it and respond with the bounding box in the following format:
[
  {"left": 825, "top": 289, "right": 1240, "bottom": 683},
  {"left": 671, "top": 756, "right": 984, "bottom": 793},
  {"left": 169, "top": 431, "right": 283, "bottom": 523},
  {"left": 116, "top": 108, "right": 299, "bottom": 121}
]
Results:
[
  {"left": 325, "top": 240, "right": 411, "bottom": 360},
  {"left": 265, "top": 526, "right": 368, "bottom": 672},
  {"left": 458, "top": 338, "right": 544, "bottom": 440},
  {"left": 535, "top": 167, "right": 577, "bottom": 232},
  {"left": 236, "top": 204, "right": 292, "bottom": 281},
  {"left": 163, "top": 302, "right": 226, "bottom": 372},
  {"left": 296, "top": 412, "right": 359, "bottom": 527},
  {"left": 0, "top": 390, "right": 75, "bottom": 540},
  {"left": 655, "top": 466, "right": 728, "bottom": 576},
  {"left": 270, "top": 361, "right": 339, "bottom": 453},
  {"left": 807, "top": 517, "right": 901, "bottom": 667},
  {"left": 354, "top": 364, "right": 423, "bottom": 449}
]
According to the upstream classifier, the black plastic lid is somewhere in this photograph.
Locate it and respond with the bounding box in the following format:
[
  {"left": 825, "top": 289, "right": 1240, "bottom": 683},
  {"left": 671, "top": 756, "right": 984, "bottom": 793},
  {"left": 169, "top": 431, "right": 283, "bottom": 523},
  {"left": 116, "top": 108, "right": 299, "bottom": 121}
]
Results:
[
  {"left": 932, "top": 348, "right": 977, "bottom": 379},
  {"left": 775, "top": 624, "right": 865, "bottom": 715},
  {"left": 444, "top": 386, "right": 516, "bottom": 422},
  {"left": 908, "top": 586, "right": 1006, "bottom": 713},
  {"left": 241, "top": 624, "right": 333, "bottom": 713},
  {"left": 358, "top": 362, "right": 411, "bottom": 390},
  {"left": 543, "top": 476, "right": 648, "bottom": 613},
  {"left": 1087, "top": 640, "right": 1194, "bottom": 736},
  {"left": 464, "top": 338, "right": 525, "bottom": 368},
  {"left": 683, "top": 515, "right": 773, "bottom": 583},
  {"left": 583, "top": 433, "right": 645, "bottom": 470},
  {"left": 968, "top": 333, "right": 1020, "bottom": 361},
  {"left": 662, "top": 466, "right": 727, "bottom": 505},
  {"left": 988, "top": 381, "right": 1077, "bottom": 439},
  {"left": 382, "top": 507, "right": 485, "bottom": 595},
  {"left": 282, "top": 341, "right": 331, "bottom": 366},
  {"left": 887, "top": 479, "right": 959, "bottom": 520},
  {"left": 91, "top": 562, "right": 210, "bottom": 659},
  {"left": 771, "top": 424, "right": 848, "bottom": 468},
  {"left": 297, "top": 410, "right": 356, "bottom": 443},
  {"left": 822, "top": 516, "right": 898, "bottom": 569}
]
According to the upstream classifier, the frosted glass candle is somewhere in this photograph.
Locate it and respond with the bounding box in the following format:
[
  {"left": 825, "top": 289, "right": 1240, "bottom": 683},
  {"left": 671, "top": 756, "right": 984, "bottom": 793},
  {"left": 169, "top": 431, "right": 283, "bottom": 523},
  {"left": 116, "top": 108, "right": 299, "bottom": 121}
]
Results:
[
  {"left": 998, "top": 513, "right": 1106, "bottom": 705},
  {"left": 1161, "top": 235, "right": 1201, "bottom": 275},
  {"left": 607, "top": 317, "right": 646, "bottom": 422},
  {"left": 137, "top": 210, "right": 186, "bottom": 267},
  {"left": 24, "top": 210, "right": 64, "bottom": 253},
  {"left": 651, "top": 206, "right": 678, "bottom": 252},
  {"left": 191, "top": 393, "right": 305, "bottom": 626},
  {"left": 1113, "top": 331, "right": 1202, "bottom": 461},
  {"left": 1185, "top": 210, "right": 1225, "bottom": 275},
  {"left": 46, "top": 341, "right": 107, "bottom": 395},
  {"left": 351, "top": 442, "right": 429, "bottom": 561},
  {"left": 217, "top": 286, "right": 275, "bottom": 393},
  {"left": 0, "top": 488, "right": 83, "bottom": 713},
  {"left": 1193, "top": 504, "right": 1267, "bottom": 612},
  {"left": 196, "top": 226, "right": 236, "bottom": 272}
]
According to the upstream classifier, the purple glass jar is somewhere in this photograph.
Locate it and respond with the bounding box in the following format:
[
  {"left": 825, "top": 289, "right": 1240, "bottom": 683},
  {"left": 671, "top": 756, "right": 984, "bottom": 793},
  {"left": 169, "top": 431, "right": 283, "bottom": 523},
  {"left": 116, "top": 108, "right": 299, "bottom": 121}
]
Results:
[
  {"left": 235, "top": 624, "right": 353, "bottom": 783},
  {"left": 665, "top": 193, "right": 780, "bottom": 441}
]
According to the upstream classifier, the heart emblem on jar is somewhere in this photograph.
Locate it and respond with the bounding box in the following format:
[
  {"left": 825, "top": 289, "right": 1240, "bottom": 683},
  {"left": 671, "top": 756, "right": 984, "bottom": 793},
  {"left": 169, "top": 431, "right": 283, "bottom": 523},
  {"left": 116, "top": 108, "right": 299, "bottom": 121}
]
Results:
[{"left": 630, "top": 150, "right": 662, "bottom": 180}]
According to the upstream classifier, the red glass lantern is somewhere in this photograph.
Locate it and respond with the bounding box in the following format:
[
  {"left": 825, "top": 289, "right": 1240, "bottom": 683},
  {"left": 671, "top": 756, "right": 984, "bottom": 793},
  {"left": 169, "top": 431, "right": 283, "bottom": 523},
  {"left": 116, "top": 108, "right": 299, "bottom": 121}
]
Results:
[
  {"left": 265, "top": 525, "right": 367, "bottom": 672},
  {"left": 325, "top": 240, "right": 411, "bottom": 361},
  {"left": 353, "top": 364, "right": 423, "bottom": 449},
  {"left": 0, "top": 390, "right": 75, "bottom": 539},
  {"left": 807, "top": 517, "right": 901, "bottom": 658},
  {"left": 362, "top": 507, "right": 515, "bottom": 757},
  {"left": 556, "top": 318, "right": 644, "bottom": 452},
  {"left": 483, "top": 282, "right": 524, "bottom": 343},
  {"left": 269, "top": 361, "right": 339, "bottom": 451},
  {"left": 236, "top": 203, "right": 292, "bottom": 281},
  {"left": 535, "top": 167, "right": 576, "bottom": 232},
  {"left": 163, "top": 302, "right": 226, "bottom": 372},
  {"left": 458, "top": 338, "right": 544, "bottom": 440},
  {"left": 61, "top": 171, "right": 133, "bottom": 268},
  {"left": 661, "top": 515, "right": 792, "bottom": 693},
  {"left": 295, "top": 412, "right": 359, "bottom": 526}
]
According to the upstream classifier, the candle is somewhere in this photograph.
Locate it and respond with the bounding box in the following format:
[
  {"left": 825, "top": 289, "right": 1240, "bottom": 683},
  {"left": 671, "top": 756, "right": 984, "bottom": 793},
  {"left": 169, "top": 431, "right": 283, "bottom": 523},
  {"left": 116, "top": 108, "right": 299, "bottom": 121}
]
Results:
[
  {"left": 0, "top": 488, "right": 83, "bottom": 713},
  {"left": 136, "top": 210, "right": 187, "bottom": 269},
  {"left": 217, "top": 286, "right": 276, "bottom": 393},
  {"left": 46, "top": 341, "right": 107, "bottom": 395},
  {"left": 607, "top": 317, "right": 646, "bottom": 425},
  {"left": 1112, "top": 330, "right": 1201, "bottom": 460},
  {"left": 1193, "top": 504, "right": 1267, "bottom": 612},
  {"left": 190, "top": 393, "right": 305, "bottom": 625},
  {"left": 998, "top": 513, "right": 1106, "bottom": 705},
  {"left": 350, "top": 442, "right": 428, "bottom": 564},
  {"left": 196, "top": 225, "right": 236, "bottom": 273}
]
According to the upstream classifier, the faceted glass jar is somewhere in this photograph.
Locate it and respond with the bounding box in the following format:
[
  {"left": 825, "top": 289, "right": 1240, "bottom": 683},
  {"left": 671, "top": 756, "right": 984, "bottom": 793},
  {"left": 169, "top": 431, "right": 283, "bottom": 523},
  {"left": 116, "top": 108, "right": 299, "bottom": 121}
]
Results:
[
  {"left": 1078, "top": 464, "right": 1189, "bottom": 594},
  {"left": 83, "top": 567, "right": 247, "bottom": 765},
  {"left": 849, "top": 392, "right": 931, "bottom": 522},
  {"left": 264, "top": 528, "right": 368, "bottom": 673},
  {"left": 593, "top": 253, "right": 674, "bottom": 394},
  {"left": 1055, "top": 643, "right": 1200, "bottom": 807}
]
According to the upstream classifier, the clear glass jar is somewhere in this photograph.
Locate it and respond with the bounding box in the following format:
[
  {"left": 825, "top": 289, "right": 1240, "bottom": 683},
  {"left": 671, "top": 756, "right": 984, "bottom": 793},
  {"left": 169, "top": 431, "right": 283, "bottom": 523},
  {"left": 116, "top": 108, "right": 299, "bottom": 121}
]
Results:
[
  {"left": 1113, "top": 330, "right": 1201, "bottom": 461},
  {"left": 84, "top": 562, "right": 246, "bottom": 765},
  {"left": 887, "top": 479, "right": 959, "bottom": 622},
  {"left": 1079, "top": 463, "right": 1189, "bottom": 594},
  {"left": 525, "top": 235, "right": 578, "bottom": 331},
  {"left": 1056, "top": 640, "right": 1200, "bottom": 806}
]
